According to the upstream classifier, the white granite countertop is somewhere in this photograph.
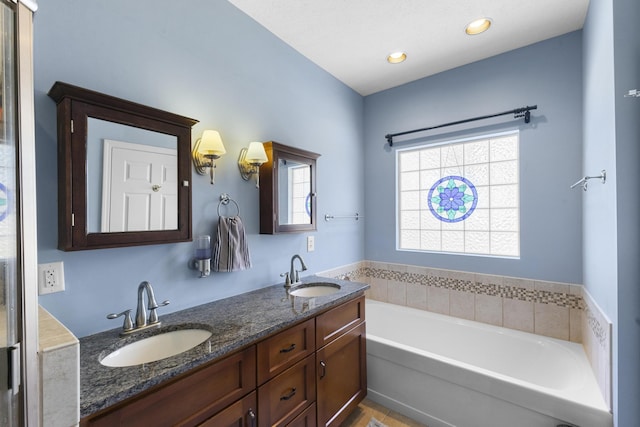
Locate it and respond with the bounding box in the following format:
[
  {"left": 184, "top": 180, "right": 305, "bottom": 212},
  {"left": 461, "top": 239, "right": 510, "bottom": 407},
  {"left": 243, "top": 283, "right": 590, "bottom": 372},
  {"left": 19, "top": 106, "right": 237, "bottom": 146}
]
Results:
[{"left": 79, "top": 275, "right": 368, "bottom": 418}]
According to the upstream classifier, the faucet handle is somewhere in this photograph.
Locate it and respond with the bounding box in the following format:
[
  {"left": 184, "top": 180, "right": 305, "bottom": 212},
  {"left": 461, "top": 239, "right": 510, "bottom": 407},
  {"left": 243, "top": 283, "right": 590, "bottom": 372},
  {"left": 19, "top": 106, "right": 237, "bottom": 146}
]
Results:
[
  {"left": 280, "top": 272, "right": 292, "bottom": 288},
  {"left": 148, "top": 300, "right": 170, "bottom": 325},
  {"left": 107, "top": 309, "right": 134, "bottom": 332}
]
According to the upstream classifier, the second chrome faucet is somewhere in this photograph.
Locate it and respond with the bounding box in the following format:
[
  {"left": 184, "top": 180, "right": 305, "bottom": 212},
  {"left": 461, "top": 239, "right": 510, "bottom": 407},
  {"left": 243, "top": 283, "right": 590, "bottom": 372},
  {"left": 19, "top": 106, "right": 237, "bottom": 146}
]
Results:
[{"left": 282, "top": 254, "right": 308, "bottom": 288}]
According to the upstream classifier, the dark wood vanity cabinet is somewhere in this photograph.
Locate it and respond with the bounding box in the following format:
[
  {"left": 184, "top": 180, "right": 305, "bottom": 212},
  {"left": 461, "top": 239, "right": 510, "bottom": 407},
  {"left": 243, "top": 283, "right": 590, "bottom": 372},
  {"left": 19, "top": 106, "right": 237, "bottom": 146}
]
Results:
[
  {"left": 80, "top": 296, "right": 365, "bottom": 427},
  {"left": 256, "top": 317, "right": 317, "bottom": 427},
  {"left": 81, "top": 347, "right": 256, "bottom": 427},
  {"left": 255, "top": 296, "right": 365, "bottom": 427}
]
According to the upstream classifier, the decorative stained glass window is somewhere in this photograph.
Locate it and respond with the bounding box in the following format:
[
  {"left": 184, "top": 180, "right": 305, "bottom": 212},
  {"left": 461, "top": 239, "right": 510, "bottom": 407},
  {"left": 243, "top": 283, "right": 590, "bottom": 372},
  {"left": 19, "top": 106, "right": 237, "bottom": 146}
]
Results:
[{"left": 397, "top": 132, "right": 519, "bottom": 257}]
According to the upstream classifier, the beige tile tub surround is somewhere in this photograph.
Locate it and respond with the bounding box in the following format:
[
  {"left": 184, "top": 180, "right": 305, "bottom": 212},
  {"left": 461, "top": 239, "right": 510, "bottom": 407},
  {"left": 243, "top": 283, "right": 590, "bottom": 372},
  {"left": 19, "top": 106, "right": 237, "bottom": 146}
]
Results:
[
  {"left": 348, "top": 261, "right": 584, "bottom": 341},
  {"left": 320, "top": 260, "right": 612, "bottom": 410},
  {"left": 581, "top": 290, "right": 613, "bottom": 409},
  {"left": 39, "top": 306, "right": 80, "bottom": 427}
]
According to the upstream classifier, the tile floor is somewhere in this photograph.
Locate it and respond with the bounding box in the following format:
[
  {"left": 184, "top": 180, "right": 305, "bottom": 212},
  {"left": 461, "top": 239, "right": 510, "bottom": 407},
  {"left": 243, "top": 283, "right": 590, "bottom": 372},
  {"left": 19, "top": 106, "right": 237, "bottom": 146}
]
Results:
[{"left": 342, "top": 398, "right": 427, "bottom": 427}]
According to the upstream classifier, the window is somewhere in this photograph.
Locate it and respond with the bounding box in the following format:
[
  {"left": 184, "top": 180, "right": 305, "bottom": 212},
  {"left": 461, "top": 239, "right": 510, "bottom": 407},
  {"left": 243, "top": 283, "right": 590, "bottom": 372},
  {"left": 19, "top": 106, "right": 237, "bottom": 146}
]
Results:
[
  {"left": 288, "top": 164, "right": 311, "bottom": 224},
  {"left": 397, "top": 131, "right": 519, "bottom": 257}
]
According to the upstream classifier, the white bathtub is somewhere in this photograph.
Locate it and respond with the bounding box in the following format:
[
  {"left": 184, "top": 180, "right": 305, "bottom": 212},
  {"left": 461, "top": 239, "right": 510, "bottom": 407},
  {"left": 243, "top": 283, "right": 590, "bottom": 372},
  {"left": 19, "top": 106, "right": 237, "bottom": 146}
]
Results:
[{"left": 365, "top": 299, "right": 612, "bottom": 427}]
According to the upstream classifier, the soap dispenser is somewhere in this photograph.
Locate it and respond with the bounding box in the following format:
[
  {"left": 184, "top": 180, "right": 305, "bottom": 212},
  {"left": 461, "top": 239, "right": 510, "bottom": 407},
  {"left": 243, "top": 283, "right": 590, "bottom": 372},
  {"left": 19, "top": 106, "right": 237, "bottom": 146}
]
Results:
[{"left": 192, "top": 235, "right": 211, "bottom": 277}]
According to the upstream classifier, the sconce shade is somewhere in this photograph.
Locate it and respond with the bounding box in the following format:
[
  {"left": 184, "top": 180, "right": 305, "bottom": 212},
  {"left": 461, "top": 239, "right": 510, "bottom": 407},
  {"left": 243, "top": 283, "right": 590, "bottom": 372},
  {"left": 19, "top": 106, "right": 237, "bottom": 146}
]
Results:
[
  {"left": 238, "top": 141, "right": 268, "bottom": 188},
  {"left": 193, "top": 130, "right": 226, "bottom": 184},
  {"left": 245, "top": 142, "right": 268, "bottom": 164},
  {"left": 198, "top": 130, "right": 226, "bottom": 156}
]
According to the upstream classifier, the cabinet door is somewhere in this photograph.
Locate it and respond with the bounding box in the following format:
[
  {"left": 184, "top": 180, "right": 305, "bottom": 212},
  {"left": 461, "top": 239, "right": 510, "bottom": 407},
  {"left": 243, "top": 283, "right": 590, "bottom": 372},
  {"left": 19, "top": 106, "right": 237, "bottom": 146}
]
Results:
[
  {"left": 316, "top": 296, "right": 364, "bottom": 349},
  {"left": 258, "top": 355, "right": 316, "bottom": 427},
  {"left": 257, "top": 318, "right": 315, "bottom": 385},
  {"left": 316, "top": 323, "right": 366, "bottom": 427},
  {"left": 83, "top": 346, "right": 256, "bottom": 427},
  {"left": 198, "top": 391, "right": 257, "bottom": 427}
]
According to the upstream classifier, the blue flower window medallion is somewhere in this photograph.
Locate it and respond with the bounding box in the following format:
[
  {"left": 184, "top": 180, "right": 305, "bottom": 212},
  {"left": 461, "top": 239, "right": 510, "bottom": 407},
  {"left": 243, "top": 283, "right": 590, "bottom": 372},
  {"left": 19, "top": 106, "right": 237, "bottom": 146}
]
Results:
[{"left": 427, "top": 176, "right": 478, "bottom": 222}]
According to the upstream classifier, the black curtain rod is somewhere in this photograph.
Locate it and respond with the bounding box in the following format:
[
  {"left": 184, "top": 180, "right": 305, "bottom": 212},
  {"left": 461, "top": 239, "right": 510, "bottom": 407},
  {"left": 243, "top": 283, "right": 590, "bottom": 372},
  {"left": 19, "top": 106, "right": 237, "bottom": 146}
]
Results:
[{"left": 385, "top": 105, "right": 538, "bottom": 146}]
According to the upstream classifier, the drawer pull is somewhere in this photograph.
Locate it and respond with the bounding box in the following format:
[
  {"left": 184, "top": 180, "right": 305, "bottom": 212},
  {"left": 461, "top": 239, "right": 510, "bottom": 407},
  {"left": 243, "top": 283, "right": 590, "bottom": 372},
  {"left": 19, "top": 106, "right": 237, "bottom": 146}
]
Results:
[
  {"left": 319, "top": 360, "right": 327, "bottom": 379},
  {"left": 247, "top": 408, "right": 256, "bottom": 427},
  {"left": 280, "top": 387, "right": 297, "bottom": 401},
  {"left": 279, "top": 343, "right": 296, "bottom": 353}
]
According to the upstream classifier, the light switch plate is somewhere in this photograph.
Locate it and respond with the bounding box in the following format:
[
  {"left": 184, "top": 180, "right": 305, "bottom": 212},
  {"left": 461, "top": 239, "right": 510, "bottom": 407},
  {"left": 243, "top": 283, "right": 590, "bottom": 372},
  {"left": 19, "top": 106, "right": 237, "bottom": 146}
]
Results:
[{"left": 307, "top": 236, "right": 315, "bottom": 252}]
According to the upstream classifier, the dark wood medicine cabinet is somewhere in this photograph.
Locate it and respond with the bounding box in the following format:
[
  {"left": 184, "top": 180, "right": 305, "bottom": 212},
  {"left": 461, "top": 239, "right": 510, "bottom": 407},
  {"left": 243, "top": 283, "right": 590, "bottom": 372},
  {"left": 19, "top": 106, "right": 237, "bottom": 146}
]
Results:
[
  {"left": 259, "top": 141, "right": 320, "bottom": 234},
  {"left": 48, "top": 81, "right": 198, "bottom": 251}
]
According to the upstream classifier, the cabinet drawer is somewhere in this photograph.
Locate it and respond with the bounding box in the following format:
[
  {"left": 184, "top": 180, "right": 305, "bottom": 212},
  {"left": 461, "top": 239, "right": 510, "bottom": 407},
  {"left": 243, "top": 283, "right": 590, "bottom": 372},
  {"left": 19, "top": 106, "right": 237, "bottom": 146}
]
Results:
[
  {"left": 258, "top": 354, "right": 316, "bottom": 427},
  {"left": 258, "top": 318, "right": 315, "bottom": 384},
  {"left": 316, "top": 295, "right": 365, "bottom": 349},
  {"left": 286, "top": 402, "right": 316, "bottom": 427},
  {"left": 198, "top": 391, "right": 257, "bottom": 427},
  {"left": 84, "top": 346, "right": 256, "bottom": 427}
]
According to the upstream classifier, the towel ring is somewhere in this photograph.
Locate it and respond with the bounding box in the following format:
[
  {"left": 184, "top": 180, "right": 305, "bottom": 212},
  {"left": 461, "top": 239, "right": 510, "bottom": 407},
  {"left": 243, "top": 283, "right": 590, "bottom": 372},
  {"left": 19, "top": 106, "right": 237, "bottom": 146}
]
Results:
[{"left": 218, "top": 193, "right": 240, "bottom": 217}]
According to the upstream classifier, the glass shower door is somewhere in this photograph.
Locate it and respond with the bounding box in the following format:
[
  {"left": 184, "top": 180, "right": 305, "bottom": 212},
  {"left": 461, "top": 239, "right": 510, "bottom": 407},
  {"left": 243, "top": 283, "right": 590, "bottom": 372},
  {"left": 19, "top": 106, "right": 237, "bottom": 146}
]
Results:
[{"left": 0, "top": 1, "right": 21, "bottom": 425}]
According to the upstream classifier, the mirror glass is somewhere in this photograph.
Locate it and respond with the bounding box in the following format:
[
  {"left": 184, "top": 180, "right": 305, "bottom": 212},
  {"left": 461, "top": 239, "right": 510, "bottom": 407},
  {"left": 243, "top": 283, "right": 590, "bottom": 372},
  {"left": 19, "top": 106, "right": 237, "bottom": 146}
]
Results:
[
  {"left": 87, "top": 118, "right": 178, "bottom": 233},
  {"left": 277, "top": 158, "right": 312, "bottom": 226}
]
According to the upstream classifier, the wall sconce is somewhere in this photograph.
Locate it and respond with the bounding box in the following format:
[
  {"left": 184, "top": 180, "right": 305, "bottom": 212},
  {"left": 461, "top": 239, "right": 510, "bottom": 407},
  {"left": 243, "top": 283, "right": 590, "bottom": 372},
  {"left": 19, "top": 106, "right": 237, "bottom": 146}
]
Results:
[
  {"left": 238, "top": 142, "right": 268, "bottom": 188},
  {"left": 191, "top": 235, "right": 211, "bottom": 278},
  {"left": 192, "top": 130, "right": 226, "bottom": 184}
]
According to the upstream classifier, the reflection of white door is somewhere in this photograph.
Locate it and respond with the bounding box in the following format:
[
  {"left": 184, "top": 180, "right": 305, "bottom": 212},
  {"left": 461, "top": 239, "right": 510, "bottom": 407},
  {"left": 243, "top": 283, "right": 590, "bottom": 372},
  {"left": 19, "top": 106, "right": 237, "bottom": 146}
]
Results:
[{"left": 101, "top": 140, "right": 177, "bottom": 232}]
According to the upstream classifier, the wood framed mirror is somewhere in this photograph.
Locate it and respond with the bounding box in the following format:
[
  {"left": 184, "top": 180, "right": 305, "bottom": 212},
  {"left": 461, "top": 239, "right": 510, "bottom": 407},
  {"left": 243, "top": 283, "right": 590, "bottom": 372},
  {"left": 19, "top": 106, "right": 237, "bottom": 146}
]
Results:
[
  {"left": 259, "top": 142, "right": 320, "bottom": 234},
  {"left": 48, "top": 81, "right": 198, "bottom": 250}
]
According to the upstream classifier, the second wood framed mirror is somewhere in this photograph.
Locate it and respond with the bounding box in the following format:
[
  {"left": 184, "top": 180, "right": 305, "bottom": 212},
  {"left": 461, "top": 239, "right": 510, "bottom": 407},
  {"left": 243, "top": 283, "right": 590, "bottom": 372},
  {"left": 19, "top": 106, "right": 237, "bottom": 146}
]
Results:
[{"left": 259, "top": 142, "right": 320, "bottom": 234}]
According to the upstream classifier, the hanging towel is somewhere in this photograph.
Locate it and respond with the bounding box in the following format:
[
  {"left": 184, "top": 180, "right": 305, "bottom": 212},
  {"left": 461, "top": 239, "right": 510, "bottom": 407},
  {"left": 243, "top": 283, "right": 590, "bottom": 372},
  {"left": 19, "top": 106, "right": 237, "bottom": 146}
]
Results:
[{"left": 212, "top": 215, "right": 252, "bottom": 272}]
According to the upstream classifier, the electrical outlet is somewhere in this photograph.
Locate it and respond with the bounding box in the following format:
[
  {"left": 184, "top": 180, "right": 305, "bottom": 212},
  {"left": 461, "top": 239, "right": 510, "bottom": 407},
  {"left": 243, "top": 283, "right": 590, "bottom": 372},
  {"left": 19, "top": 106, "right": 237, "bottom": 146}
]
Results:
[
  {"left": 307, "top": 235, "right": 315, "bottom": 252},
  {"left": 38, "top": 262, "right": 65, "bottom": 295}
]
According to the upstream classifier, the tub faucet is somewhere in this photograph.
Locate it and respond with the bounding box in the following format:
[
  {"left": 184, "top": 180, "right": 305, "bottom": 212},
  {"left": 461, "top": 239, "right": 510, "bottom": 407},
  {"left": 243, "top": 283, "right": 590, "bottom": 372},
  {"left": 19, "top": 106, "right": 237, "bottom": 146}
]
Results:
[{"left": 289, "top": 254, "right": 308, "bottom": 285}]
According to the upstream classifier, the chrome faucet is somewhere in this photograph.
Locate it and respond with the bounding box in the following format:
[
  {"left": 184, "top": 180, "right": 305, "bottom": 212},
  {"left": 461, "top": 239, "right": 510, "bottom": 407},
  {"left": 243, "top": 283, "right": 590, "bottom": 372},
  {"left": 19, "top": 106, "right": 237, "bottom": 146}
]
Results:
[
  {"left": 136, "top": 281, "right": 159, "bottom": 328},
  {"left": 289, "top": 254, "right": 308, "bottom": 286},
  {"left": 107, "top": 281, "right": 169, "bottom": 335}
]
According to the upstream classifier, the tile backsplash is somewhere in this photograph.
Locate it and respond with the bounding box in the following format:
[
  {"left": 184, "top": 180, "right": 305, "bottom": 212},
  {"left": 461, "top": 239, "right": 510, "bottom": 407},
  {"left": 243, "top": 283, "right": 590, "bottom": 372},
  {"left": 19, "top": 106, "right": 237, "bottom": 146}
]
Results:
[{"left": 319, "top": 260, "right": 612, "bottom": 409}]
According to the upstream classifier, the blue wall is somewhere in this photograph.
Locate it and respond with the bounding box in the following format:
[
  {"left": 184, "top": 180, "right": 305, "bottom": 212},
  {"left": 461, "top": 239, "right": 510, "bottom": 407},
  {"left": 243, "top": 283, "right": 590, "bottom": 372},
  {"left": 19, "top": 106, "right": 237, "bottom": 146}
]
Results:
[
  {"left": 581, "top": 0, "right": 620, "bottom": 422},
  {"left": 363, "top": 32, "right": 584, "bottom": 284},
  {"left": 612, "top": 0, "right": 640, "bottom": 422},
  {"left": 33, "top": 0, "right": 365, "bottom": 337},
  {"left": 582, "top": 0, "right": 640, "bottom": 424}
]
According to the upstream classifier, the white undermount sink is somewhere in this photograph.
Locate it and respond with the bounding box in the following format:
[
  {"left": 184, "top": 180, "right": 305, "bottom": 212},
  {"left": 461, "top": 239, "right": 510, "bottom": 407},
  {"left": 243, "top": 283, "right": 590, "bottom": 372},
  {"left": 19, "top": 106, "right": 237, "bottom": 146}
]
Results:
[
  {"left": 289, "top": 282, "right": 341, "bottom": 298},
  {"left": 100, "top": 329, "right": 212, "bottom": 367}
]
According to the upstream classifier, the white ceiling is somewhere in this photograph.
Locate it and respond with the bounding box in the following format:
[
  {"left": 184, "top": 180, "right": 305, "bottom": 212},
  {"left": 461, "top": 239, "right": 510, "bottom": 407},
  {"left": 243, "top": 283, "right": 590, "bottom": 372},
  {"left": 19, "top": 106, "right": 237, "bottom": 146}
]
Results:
[{"left": 228, "top": 0, "right": 589, "bottom": 96}]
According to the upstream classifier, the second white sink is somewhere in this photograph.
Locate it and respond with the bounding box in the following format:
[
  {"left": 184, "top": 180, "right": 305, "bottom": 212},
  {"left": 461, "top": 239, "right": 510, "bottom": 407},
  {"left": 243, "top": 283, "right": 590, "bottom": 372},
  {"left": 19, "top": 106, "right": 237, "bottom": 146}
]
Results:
[
  {"left": 289, "top": 283, "right": 341, "bottom": 298},
  {"left": 100, "top": 329, "right": 212, "bottom": 367}
]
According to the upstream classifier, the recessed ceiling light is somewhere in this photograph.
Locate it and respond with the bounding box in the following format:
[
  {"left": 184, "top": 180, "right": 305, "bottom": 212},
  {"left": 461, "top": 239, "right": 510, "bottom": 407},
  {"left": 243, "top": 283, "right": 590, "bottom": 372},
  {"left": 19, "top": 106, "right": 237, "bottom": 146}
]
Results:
[
  {"left": 465, "top": 18, "right": 492, "bottom": 35},
  {"left": 387, "top": 51, "right": 407, "bottom": 64}
]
